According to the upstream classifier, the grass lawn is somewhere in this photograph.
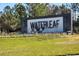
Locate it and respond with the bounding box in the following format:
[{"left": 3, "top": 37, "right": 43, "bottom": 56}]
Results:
[{"left": 0, "top": 34, "right": 79, "bottom": 56}]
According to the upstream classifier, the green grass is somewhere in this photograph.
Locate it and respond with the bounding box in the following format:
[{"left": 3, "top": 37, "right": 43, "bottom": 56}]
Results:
[{"left": 0, "top": 34, "right": 79, "bottom": 56}]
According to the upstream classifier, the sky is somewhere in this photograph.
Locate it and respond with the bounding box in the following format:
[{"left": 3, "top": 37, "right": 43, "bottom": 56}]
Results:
[{"left": 0, "top": 3, "right": 15, "bottom": 11}]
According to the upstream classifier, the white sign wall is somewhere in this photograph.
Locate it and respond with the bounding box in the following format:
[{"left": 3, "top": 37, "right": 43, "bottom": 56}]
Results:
[{"left": 27, "top": 17, "right": 63, "bottom": 33}]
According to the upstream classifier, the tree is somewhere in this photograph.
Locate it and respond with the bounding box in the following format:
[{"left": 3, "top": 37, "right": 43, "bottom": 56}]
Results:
[
  {"left": 27, "top": 3, "right": 49, "bottom": 17},
  {"left": 66, "top": 3, "right": 79, "bottom": 20},
  {"left": 59, "top": 4, "right": 70, "bottom": 14},
  {"left": 14, "top": 3, "right": 27, "bottom": 29},
  {"left": 14, "top": 3, "right": 26, "bottom": 18},
  {"left": 0, "top": 5, "right": 22, "bottom": 33},
  {"left": 47, "top": 4, "right": 55, "bottom": 15}
]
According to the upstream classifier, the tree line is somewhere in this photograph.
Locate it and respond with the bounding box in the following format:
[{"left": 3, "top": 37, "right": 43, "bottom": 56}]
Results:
[{"left": 0, "top": 3, "right": 79, "bottom": 34}]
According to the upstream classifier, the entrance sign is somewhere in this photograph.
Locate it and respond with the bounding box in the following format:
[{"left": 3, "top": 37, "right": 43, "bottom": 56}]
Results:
[
  {"left": 27, "top": 17, "right": 63, "bottom": 33},
  {"left": 21, "top": 13, "right": 71, "bottom": 34}
]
